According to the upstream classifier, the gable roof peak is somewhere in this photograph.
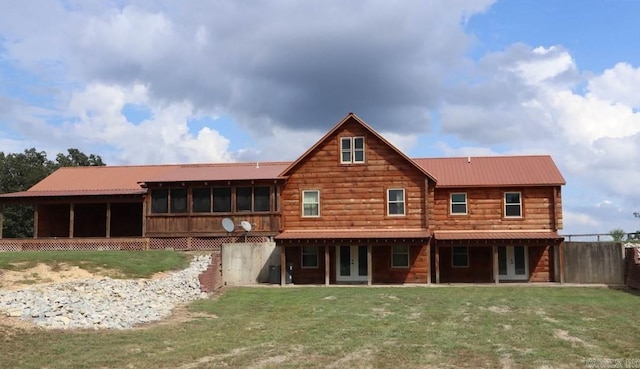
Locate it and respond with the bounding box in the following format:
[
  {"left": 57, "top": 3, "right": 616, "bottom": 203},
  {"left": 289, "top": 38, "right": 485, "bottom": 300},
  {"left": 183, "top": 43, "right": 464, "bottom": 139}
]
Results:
[{"left": 278, "top": 112, "right": 436, "bottom": 181}]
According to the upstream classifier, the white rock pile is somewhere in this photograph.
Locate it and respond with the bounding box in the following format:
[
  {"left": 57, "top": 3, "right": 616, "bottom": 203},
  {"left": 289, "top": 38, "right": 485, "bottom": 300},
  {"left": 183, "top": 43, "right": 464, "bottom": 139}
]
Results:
[{"left": 0, "top": 254, "right": 211, "bottom": 330}]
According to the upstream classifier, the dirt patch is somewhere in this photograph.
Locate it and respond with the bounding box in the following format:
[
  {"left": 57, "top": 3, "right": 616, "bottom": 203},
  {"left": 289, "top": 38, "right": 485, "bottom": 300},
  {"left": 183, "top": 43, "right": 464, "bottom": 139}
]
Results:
[
  {"left": 0, "top": 263, "right": 112, "bottom": 291},
  {"left": 553, "top": 329, "right": 596, "bottom": 348},
  {"left": 485, "top": 306, "right": 511, "bottom": 314}
]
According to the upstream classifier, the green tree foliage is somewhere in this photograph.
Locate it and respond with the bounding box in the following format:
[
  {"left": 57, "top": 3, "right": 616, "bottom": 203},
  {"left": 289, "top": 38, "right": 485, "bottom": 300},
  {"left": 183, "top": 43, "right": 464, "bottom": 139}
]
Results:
[
  {"left": 609, "top": 228, "right": 626, "bottom": 242},
  {"left": 0, "top": 148, "right": 105, "bottom": 238}
]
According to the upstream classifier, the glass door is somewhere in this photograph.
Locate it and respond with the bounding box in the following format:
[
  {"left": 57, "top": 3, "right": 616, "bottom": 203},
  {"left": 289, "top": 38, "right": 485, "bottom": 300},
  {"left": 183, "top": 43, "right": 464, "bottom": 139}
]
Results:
[
  {"left": 498, "top": 246, "right": 528, "bottom": 281},
  {"left": 336, "top": 246, "right": 368, "bottom": 282}
]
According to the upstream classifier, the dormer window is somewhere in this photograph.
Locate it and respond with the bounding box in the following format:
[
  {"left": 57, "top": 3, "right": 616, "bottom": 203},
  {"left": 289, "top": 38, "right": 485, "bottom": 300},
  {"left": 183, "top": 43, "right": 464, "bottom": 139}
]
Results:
[{"left": 340, "top": 136, "right": 365, "bottom": 164}]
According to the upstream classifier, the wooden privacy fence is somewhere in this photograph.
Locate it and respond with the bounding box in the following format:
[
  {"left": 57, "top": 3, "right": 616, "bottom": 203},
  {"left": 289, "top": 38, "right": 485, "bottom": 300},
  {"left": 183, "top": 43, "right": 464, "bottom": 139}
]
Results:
[
  {"left": 0, "top": 236, "right": 270, "bottom": 252},
  {"left": 563, "top": 242, "right": 626, "bottom": 284}
]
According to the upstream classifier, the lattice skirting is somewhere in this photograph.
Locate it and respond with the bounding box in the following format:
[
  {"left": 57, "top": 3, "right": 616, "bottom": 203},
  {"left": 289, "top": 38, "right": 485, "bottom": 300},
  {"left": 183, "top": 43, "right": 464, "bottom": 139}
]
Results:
[
  {"left": 0, "top": 236, "right": 270, "bottom": 252},
  {"left": 149, "top": 236, "right": 270, "bottom": 250}
]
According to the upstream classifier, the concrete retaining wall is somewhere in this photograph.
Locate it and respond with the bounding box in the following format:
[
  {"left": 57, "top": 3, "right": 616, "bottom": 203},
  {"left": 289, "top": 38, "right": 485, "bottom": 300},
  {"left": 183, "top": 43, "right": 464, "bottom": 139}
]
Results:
[
  {"left": 563, "top": 242, "right": 625, "bottom": 284},
  {"left": 221, "top": 242, "right": 280, "bottom": 286}
]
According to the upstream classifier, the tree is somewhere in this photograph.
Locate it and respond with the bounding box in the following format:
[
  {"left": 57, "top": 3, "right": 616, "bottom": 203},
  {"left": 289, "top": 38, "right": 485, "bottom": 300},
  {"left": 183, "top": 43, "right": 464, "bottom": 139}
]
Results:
[
  {"left": 0, "top": 148, "right": 105, "bottom": 238},
  {"left": 609, "top": 228, "right": 626, "bottom": 242},
  {"left": 55, "top": 148, "right": 105, "bottom": 167}
]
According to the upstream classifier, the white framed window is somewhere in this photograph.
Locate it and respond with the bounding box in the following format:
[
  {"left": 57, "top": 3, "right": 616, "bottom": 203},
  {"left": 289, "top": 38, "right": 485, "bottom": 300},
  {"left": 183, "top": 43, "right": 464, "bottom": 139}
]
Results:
[
  {"left": 504, "top": 192, "right": 522, "bottom": 218},
  {"left": 450, "top": 193, "right": 467, "bottom": 215},
  {"left": 302, "top": 190, "right": 320, "bottom": 217},
  {"left": 301, "top": 246, "right": 318, "bottom": 268},
  {"left": 340, "top": 136, "right": 365, "bottom": 164},
  {"left": 387, "top": 188, "right": 405, "bottom": 216},
  {"left": 452, "top": 246, "right": 469, "bottom": 268},
  {"left": 391, "top": 245, "right": 410, "bottom": 268}
]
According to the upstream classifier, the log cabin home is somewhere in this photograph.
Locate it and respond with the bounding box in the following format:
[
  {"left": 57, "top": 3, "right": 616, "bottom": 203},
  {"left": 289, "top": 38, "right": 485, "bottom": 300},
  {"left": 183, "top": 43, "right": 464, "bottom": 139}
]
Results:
[{"left": 0, "top": 113, "right": 566, "bottom": 285}]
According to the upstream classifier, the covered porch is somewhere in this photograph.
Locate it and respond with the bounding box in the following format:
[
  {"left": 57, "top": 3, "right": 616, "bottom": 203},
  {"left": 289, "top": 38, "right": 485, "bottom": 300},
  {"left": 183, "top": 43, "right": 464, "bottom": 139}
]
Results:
[
  {"left": 275, "top": 229, "right": 431, "bottom": 286},
  {"left": 432, "top": 231, "right": 565, "bottom": 284}
]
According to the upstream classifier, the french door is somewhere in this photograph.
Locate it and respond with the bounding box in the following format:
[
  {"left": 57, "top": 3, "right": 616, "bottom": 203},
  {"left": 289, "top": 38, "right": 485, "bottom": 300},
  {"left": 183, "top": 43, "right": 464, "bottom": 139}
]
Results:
[
  {"left": 336, "top": 246, "right": 368, "bottom": 282},
  {"left": 498, "top": 246, "right": 529, "bottom": 281}
]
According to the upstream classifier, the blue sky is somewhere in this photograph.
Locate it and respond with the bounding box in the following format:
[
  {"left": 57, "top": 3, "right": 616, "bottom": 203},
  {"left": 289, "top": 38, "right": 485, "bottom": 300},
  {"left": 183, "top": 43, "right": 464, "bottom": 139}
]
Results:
[{"left": 0, "top": 0, "right": 639, "bottom": 236}]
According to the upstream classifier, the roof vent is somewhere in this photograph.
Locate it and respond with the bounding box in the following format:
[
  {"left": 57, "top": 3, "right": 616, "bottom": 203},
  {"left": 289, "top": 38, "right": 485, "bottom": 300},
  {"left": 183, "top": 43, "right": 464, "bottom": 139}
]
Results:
[
  {"left": 467, "top": 156, "right": 471, "bottom": 164},
  {"left": 256, "top": 162, "right": 260, "bottom": 169}
]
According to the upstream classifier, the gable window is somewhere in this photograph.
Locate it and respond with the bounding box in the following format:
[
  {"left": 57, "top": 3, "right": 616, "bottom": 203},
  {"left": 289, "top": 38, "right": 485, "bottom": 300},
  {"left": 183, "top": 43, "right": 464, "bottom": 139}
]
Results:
[
  {"left": 387, "top": 188, "right": 405, "bottom": 216},
  {"left": 151, "top": 189, "right": 168, "bottom": 213},
  {"left": 450, "top": 193, "right": 467, "bottom": 215},
  {"left": 301, "top": 246, "right": 318, "bottom": 268},
  {"left": 302, "top": 190, "right": 320, "bottom": 217},
  {"left": 452, "top": 247, "right": 469, "bottom": 268},
  {"left": 504, "top": 192, "right": 522, "bottom": 217},
  {"left": 213, "top": 187, "right": 232, "bottom": 213},
  {"left": 192, "top": 188, "right": 212, "bottom": 213},
  {"left": 391, "top": 245, "right": 410, "bottom": 268},
  {"left": 340, "top": 136, "right": 365, "bottom": 164}
]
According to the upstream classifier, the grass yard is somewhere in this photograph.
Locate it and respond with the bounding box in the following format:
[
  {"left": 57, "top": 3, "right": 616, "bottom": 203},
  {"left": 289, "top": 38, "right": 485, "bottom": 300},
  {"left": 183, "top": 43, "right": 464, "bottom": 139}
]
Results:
[
  {"left": 2, "top": 286, "right": 639, "bottom": 369},
  {"left": 0, "top": 250, "right": 189, "bottom": 279}
]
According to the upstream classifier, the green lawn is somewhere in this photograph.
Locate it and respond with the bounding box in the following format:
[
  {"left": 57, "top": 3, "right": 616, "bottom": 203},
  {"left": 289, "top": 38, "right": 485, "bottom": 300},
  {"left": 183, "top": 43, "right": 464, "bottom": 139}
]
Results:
[
  {"left": 2, "top": 286, "right": 639, "bottom": 369},
  {"left": 0, "top": 250, "right": 189, "bottom": 278}
]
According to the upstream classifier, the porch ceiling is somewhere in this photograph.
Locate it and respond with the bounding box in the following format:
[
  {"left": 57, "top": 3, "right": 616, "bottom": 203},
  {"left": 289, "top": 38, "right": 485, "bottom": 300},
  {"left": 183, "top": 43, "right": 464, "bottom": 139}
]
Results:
[{"left": 434, "top": 230, "right": 562, "bottom": 241}]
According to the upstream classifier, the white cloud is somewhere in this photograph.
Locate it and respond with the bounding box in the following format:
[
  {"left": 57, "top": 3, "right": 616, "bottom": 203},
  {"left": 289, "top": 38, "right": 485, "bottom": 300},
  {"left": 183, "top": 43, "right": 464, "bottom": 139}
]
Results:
[
  {"left": 587, "top": 63, "right": 640, "bottom": 108},
  {"left": 66, "top": 82, "right": 233, "bottom": 164}
]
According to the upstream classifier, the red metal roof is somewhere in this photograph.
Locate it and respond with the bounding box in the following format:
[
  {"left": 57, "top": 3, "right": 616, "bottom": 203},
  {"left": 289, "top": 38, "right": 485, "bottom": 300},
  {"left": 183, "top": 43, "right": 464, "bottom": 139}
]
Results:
[
  {"left": 141, "top": 162, "right": 289, "bottom": 183},
  {"left": 0, "top": 165, "right": 176, "bottom": 199},
  {"left": 275, "top": 229, "right": 431, "bottom": 240},
  {"left": 413, "top": 155, "right": 565, "bottom": 188},
  {"left": 434, "top": 231, "right": 562, "bottom": 240}
]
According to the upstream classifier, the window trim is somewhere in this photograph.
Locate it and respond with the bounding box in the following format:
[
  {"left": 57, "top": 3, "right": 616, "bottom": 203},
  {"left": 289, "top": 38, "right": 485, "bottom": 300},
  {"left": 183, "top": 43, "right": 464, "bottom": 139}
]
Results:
[
  {"left": 504, "top": 191, "right": 523, "bottom": 218},
  {"left": 391, "top": 245, "right": 410, "bottom": 268},
  {"left": 451, "top": 246, "right": 469, "bottom": 268},
  {"left": 301, "top": 246, "right": 319, "bottom": 269},
  {"left": 302, "top": 190, "right": 320, "bottom": 217},
  {"left": 339, "top": 136, "right": 365, "bottom": 164},
  {"left": 387, "top": 188, "right": 406, "bottom": 216},
  {"left": 450, "top": 192, "right": 468, "bottom": 215}
]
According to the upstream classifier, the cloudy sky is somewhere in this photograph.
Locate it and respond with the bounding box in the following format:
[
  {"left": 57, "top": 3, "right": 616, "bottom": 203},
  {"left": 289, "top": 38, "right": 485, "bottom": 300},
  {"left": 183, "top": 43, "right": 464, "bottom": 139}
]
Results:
[{"left": 1, "top": 0, "right": 639, "bottom": 236}]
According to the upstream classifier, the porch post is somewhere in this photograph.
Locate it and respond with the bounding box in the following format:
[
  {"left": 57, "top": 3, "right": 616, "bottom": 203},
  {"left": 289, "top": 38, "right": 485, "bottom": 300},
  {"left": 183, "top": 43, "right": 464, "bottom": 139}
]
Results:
[
  {"left": 69, "top": 203, "right": 75, "bottom": 238},
  {"left": 141, "top": 199, "right": 147, "bottom": 237},
  {"left": 367, "top": 245, "right": 372, "bottom": 286},
  {"left": 492, "top": 246, "right": 499, "bottom": 284},
  {"left": 559, "top": 241, "right": 565, "bottom": 284},
  {"left": 426, "top": 240, "right": 431, "bottom": 285},
  {"left": 0, "top": 204, "right": 3, "bottom": 239},
  {"left": 106, "top": 203, "right": 111, "bottom": 238},
  {"left": 324, "top": 246, "right": 330, "bottom": 286},
  {"left": 280, "top": 245, "right": 287, "bottom": 286},
  {"left": 33, "top": 205, "right": 38, "bottom": 238},
  {"left": 435, "top": 245, "right": 440, "bottom": 284}
]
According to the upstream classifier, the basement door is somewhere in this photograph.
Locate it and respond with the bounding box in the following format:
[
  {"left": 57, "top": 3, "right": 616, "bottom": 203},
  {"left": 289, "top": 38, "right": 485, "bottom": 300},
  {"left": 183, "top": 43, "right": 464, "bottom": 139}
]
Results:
[
  {"left": 498, "top": 246, "right": 529, "bottom": 281},
  {"left": 336, "top": 246, "right": 368, "bottom": 282}
]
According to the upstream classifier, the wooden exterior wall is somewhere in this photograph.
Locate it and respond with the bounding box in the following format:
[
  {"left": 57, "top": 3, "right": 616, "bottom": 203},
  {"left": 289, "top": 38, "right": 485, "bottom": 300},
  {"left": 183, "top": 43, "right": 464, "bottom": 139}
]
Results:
[
  {"left": 281, "top": 119, "right": 430, "bottom": 231},
  {"left": 433, "top": 187, "right": 563, "bottom": 231},
  {"left": 286, "top": 244, "right": 429, "bottom": 284},
  {"left": 37, "top": 204, "right": 70, "bottom": 238},
  {"left": 434, "top": 245, "right": 554, "bottom": 283}
]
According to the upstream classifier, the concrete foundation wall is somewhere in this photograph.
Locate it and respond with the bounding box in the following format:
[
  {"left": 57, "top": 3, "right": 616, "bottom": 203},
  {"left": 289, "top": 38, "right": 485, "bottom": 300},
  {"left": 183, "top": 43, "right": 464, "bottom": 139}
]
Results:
[
  {"left": 563, "top": 242, "right": 625, "bottom": 284},
  {"left": 222, "top": 242, "right": 280, "bottom": 286}
]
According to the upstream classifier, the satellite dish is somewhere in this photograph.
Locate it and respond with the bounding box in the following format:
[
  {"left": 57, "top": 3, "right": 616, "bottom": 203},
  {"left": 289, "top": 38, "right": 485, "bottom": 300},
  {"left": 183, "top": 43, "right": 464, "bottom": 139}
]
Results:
[
  {"left": 221, "top": 218, "right": 235, "bottom": 233},
  {"left": 240, "top": 220, "right": 252, "bottom": 232}
]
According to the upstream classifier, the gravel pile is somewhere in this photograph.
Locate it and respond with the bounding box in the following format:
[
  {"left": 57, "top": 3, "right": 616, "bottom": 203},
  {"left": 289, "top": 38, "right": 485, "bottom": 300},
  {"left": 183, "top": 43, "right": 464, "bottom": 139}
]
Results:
[{"left": 0, "top": 255, "right": 211, "bottom": 330}]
